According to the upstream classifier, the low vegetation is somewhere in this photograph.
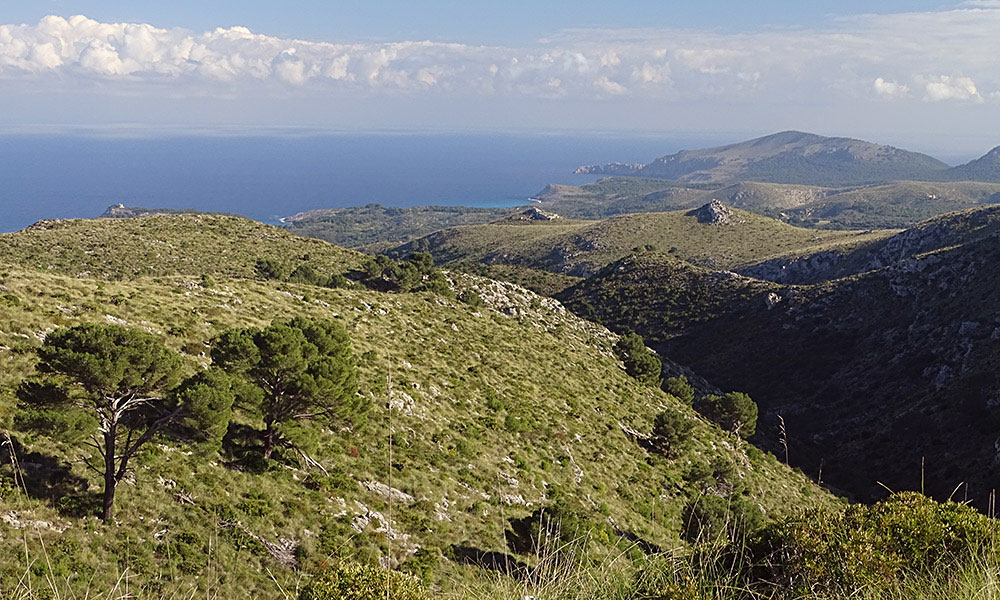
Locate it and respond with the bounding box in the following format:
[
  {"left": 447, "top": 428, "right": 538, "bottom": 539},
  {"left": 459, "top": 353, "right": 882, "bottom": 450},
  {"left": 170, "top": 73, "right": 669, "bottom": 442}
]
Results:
[
  {"left": 390, "top": 207, "right": 889, "bottom": 280},
  {"left": 1, "top": 213, "right": 998, "bottom": 600},
  {"left": 284, "top": 204, "right": 515, "bottom": 251}
]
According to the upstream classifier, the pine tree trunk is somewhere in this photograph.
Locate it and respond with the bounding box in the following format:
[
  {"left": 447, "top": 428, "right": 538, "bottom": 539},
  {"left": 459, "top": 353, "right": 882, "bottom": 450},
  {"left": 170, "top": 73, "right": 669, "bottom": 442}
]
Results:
[
  {"left": 262, "top": 424, "right": 277, "bottom": 460},
  {"left": 102, "top": 427, "right": 117, "bottom": 522}
]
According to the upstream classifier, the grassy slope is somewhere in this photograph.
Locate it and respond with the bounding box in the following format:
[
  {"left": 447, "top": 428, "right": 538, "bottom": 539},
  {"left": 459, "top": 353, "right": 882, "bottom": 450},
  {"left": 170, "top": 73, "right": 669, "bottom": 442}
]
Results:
[
  {"left": 284, "top": 205, "right": 517, "bottom": 252},
  {"left": 0, "top": 214, "right": 365, "bottom": 279},
  {"left": 391, "top": 208, "right": 891, "bottom": 280},
  {"left": 0, "top": 217, "right": 832, "bottom": 598}
]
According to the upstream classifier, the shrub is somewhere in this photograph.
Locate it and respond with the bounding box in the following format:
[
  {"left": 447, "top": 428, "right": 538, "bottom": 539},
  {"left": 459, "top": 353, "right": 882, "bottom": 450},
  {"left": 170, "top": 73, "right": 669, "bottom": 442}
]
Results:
[
  {"left": 357, "top": 253, "right": 452, "bottom": 297},
  {"left": 457, "top": 289, "right": 484, "bottom": 308},
  {"left": 751, "top": 492, "right": 1000, "bottom": 592},
  {"left": 400, "top": 547, "right": 440, "bottom": 583},
  {"left": 663, "top": 375, "right": 695, "bottom": 405},
  {"left": 328, "top": 273, "right": 350, "bottom": 288},
  {"left": 696, "top": 392, "right": 758, "bottom": 438},
  {"left": 652, "top": 410, "right": 693, "bottom": 456},
  {"left": 255, "top": 257, "right": 288, "bottom": 280},
  {"left": 614, "top": 332, "right": 662, "bottom": 386},
  {"left": 287, "top": 264, "right": 327, "bottom": 286},
  {"left": 507, "top": 500, "right": 600, "bottom": 554},
  {"left": 299, "top": 562, "right": 428, "bottom": 600},
  {"left": 681, "top": 494, "right": 763, "bottom": 545}
]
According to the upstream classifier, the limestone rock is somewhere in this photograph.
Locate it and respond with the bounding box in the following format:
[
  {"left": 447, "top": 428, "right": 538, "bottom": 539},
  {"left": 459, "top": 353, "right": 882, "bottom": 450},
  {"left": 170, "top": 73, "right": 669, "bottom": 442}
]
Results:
[{"left": 687, "top": 200, "right": 734, "bottom": 225}]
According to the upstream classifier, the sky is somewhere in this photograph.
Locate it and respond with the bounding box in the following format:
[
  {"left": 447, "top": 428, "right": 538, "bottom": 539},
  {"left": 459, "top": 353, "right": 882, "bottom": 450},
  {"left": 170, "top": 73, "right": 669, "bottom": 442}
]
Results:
[{"left": 1, "top": 1, "right": 1000, "bottom": 154}]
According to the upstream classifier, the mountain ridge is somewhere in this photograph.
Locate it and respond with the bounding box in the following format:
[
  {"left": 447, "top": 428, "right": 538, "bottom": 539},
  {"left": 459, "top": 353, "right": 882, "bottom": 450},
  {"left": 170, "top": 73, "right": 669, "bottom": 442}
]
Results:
[{"left": 575, "top": 130, "right": 1000, "bottom": 186}]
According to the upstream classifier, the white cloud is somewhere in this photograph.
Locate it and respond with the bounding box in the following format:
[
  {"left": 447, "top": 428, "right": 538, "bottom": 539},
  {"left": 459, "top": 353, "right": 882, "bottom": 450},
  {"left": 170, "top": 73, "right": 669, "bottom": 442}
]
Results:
[
  {"left": 631, "top": 61, "right": 671, "bottom": 85},
  {"left": 594, "top": 76, "right": 627, "bottom": 95},
  {"left": 873, "top": 77, "right": 910, "bottom": 99},
  {"left": 920, "top": 75, "right": 982, "bottom": 102},
  {"left": 0, "top": 10, "right": 999, "bottom": 108}
]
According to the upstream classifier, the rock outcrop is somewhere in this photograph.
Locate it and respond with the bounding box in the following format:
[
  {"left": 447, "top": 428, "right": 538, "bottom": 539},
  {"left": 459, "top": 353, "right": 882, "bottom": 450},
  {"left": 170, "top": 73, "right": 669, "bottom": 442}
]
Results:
[{"left": 687, "top": 200, "right": 734, "bottom": 225}]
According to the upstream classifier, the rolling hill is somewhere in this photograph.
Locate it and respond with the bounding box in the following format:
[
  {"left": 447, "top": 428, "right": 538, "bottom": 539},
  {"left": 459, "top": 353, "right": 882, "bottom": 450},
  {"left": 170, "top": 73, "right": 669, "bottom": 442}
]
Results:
[
  {"left": 389, "top": 204, "right": 892, "bottom": 284},
  {"left": 0, "top": 214, "right": 830, "bottom": 598}
]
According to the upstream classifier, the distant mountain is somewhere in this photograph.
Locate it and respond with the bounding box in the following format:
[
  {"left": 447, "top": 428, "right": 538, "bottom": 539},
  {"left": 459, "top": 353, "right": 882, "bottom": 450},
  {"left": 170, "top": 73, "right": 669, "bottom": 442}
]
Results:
[
  {"left": 575, "top": 131, "right": 951, "bottom": 186},
  {"left": 948, "top": 146, "right": 1000, "bottom": 181}
]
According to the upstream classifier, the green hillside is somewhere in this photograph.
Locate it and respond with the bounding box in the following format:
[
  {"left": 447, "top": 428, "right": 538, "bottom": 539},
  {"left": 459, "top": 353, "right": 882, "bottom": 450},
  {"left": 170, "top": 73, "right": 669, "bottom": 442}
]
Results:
[
  {"left": 557, "top": 210, "right": 1000, "bottom": 510},
  {"left": 391, "top": 206, "right": 891, "bottom": 282},
  {"left": 741, "top": 204, "right": 1000, "bottom": 283},
  {"left": 283, "top": 204, "right": 516, "bottom": 252},
  {"left": 0, "top": 215, "right": 831, "bottom": 599},
  {"left": 0, "top": 214, "right": 365, "bottom": 280}
]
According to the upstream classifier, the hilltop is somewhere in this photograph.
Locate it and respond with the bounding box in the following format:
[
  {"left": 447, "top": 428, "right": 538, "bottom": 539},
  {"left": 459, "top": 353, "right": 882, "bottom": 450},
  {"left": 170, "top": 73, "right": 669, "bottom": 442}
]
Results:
[
  {"left": 389, "top": 205, "right": 892, "bottom": 285},
  {"left": 0, "top": 214, "right": 830, "bottom": 598},
  {"left": 557, "top": 205, "right": 1000, "bottom": 509},
  {"left": 0, "top": 214, "right": 365, "bottom": 279}
]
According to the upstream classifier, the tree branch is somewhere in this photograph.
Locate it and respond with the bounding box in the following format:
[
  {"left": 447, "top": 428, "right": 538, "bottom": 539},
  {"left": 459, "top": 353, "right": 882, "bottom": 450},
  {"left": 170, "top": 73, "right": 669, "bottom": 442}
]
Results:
[{"left": 116, "top": 405, "right": 184, "bottom": 482}]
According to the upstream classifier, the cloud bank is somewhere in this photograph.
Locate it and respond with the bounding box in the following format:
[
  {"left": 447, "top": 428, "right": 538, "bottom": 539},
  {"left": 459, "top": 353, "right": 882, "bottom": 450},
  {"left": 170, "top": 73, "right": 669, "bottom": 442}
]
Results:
[{"left": 1, "top": 10, "right": 999, "bottom": 107}]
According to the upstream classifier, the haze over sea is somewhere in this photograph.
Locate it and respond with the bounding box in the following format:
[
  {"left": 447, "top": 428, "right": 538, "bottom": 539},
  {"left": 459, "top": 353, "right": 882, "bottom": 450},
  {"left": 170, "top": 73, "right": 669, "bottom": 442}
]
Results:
[{"left": 0, "top": 130, "right": 739, "bottom": 233}]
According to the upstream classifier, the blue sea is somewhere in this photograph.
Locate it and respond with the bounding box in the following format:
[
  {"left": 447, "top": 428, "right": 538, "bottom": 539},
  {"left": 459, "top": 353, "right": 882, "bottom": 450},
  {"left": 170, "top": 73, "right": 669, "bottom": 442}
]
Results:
[{"left": 0, "top": 130, "right": 734, "bottom": 233}]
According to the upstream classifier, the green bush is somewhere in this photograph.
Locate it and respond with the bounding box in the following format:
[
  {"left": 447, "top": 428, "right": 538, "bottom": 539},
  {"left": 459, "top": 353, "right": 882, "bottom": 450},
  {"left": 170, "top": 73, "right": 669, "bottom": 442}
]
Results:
[
  {"left": 255, "top": 257, "right": 288, "bottom": 280},
  {"left": 752, "top": 492, "right": 1000, "bottom": 592},
  {"left": 299, "top": 562, "right": 428, "bottom": 600},
  {"left": 696, "top": 392, "right": 758, "bottom": 438},
  {"left": 614, "top": 332, "right": 662, "bottom": 386},
  {"left": 681, "top": 494, "right": 763, "bottom": 545},
  {"left": 652, "top": 410, "right": 693, "bottom": 456},
  {"left": 287, "top": 264, "right": 328, "bottom": 286},
  {"left": 663, "top": 375, "right": 695, "bottom": 404},
  {"left": 357, "top": 253, "right": 453, "bottom": 297},
  {"left": 507, "top": 500, "right": 601, "bottom": 554}
]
